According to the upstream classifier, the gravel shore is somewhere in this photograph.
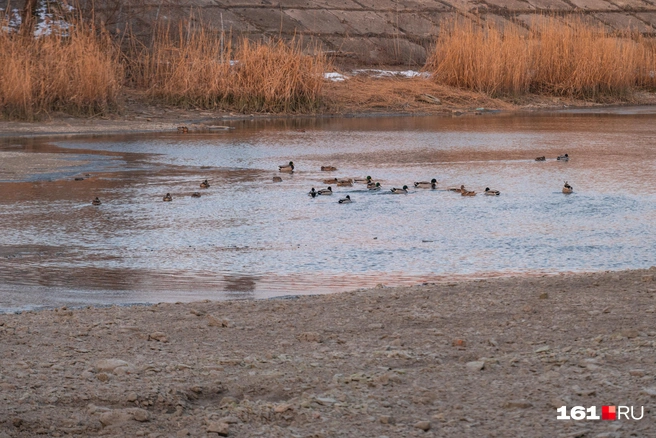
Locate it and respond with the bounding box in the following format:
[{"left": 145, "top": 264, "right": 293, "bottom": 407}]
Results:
[{"left": 1, "top": 268, "right": 655, "bottom": 437}]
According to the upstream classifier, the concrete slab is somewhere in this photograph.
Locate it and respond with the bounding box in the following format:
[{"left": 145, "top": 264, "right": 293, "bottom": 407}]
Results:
[
  {"left": 381, "top": 11, "right": 439, "bottom": 36},
  {"left": 421, "top": 11, "right": 460, "bottom": 27},
  {"left": 330, "top": 10, "right": 401, "bottom": 34},
  {"left": 399, "top": 0, "right": 453, "bottom": 9},
  {"left": 635, "top": 12, "right": 656, "bottom": 30},
  {"left": 285, "top": 8, "right": 350, "bottom": 34},
  {"left": 607, "top": 0, "right": 654, "bottom": 9},
  {"left": 234, "top": 7, "right": 306, "bottom": 33},
  {"left": 524, "top": 0, "right": 572, "bottom": 10},
  {"left": 353, "top": 0, "right": 405, "bottom": 10},
  {"left": 484, "top": 0, "right": 535, "bottom": 10},
  {"left": 307, "top": 0, "right": 364, "bottom": 8},
  {"left": 567, "top": 0, "right": 617, "bottom": 10},
  {"left": 484, "top": 15, "right": 531, "bottom": 36},
  {"left": 595, "top": 12, "right": 654, "bottom": 32},
  {"left": 197, "top": 9, "right": 260, "bottom": 33},
  {"left": 327, "top": 35, "right": 427, "bottom": 64}
]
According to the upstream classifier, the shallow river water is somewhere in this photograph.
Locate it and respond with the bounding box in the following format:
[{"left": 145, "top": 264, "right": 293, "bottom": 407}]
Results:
[{"left": 1, "top": 109, "right": 656, "bottom": 311}]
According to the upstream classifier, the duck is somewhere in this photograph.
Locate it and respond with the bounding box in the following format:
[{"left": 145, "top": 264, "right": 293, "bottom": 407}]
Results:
[
  {"left": 321, "top": 166, "right": 337, "bottom": 171},
  {"left": 74, "top": 177, "right": 84, "bottom": 181},
  {"left": 317, "top": 186, "right": 333, "bottom": 195},
  {"left": 391, "top": 185, "right": 408, "bottom": 194},
  {"left": 338, "top": 195, "right": 352, "bottom": 204},
  {"left": 272, "top": 176, "right": 283, "bottom": 182},
  {"left": 91, "top": 197, "right": 101, "bottom": 206},
  {"left": 414, "top": 178, "right": 437, "bottom": 189},
  {"left": 535, "top": 156, "right": 546, "bottom": 161},
  {"left": 308, "top": 188, "right": 317, "bottom": 198},
  {"left": 461, "top": 189, "right": 476, "bottom": 196},
  {"left": 562, "top": 181, "right": 573, "bottom": 194},
  {"left": 368, "top": 182, "right": 381, "bottom": 191},
  {"left": 322, "top": 178, "right": 338, "bottom": 184},
  {"left": 191, "top": 192, "right": 201, "bottom": 198},
  {"left": 279, "top": 161, "right": 294, "bottom": 173},
  {"left": 163, "top": 193, "right": 173, "bottom": 202},
  {"left": 200, "top": 179, "right": 210, "bottom": 189},
  {"left": 449, "top": 185, "right": 466, "bottom": 193},
  {"left": 354, "top": 176, "right": 372, "bottom": 184},
  {"left": 337, "top": 179, "right": 353, "bottom": 187},
  {"left": 484, "top": 187, "right": 500, "bottom": 196},
  {"left": 177, "top": 126, "right": 188, "bottom": 133},
  {"left": 557, "top": 153, "right": 569, "bottom": 161}
]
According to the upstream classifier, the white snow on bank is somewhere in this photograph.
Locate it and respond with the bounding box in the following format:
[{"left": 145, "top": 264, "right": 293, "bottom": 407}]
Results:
[
  {"left": 1, "top": 9, "right": 22, "bottom": 33},
  {"left": 324, "top": 69, "right": 431, "bottom": 82},
  {"left": 324, "top": 72, "right": 349, "bottom": 82},
  {"left": 2, "top": 1, "right": 74, "bottom": 36}
]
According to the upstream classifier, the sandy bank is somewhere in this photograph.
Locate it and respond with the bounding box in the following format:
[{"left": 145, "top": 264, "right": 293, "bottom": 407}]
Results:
[{"left": 1, "top": 268, "right": 655, "bottom": 437}]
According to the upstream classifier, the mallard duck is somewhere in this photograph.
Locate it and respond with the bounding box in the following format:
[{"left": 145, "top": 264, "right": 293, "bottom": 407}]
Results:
[
  {"left": 354, "top": 176, "right": 372, "bottom": 184},
  {"left": 200, "top": 179, "right": 210, "bottom": 189},
  {"left": 461, "top": 189, "right": 476, "bottom": 196},
  {"left": 163, "top": 193, "right": 173, "bottom": 202},
  {"left": 321, "top": 166, "right": 337, "bottom": 172},
  {"left": 557, "top": 153, "right": 569, "bottom": 161},
  {"left": 337, "top": 179, "right": 353, "bottom": 187},
  {"left": 318, "top": 186, "right": 333, "bottom": 195},
  {"left": 368, "top": 182, "right": 381, "bottom": 191},
  {"left": 414, "top": 178, "right": 437, "bottom": 189},
  {"left": 75, "top": 177, "right": 84, "bottom": 181},
  {"left": 562, "top": 181, "right": 573, "bottom": 194},
  {"left": 177, "top": 126, "right": 188, "bottom": 133},
  {"left": 308, "top": 188, "right": 317, "bottom": 198},
  {"left": 338, "top": 195, "right": 352, "bottom": 204},
  {"left": 272, "top": 176, "right": 283, "bottom": 182},
  {"left": 535, "top": 156, "right": 546, "bottom": 161},
  {"left": 279, "top": 161, "right": 294, "bottom": 173},
  {"left": 191, "top": 192, "right": 201, "bottom": 198},
  {"left": 391, "top": 185, "right": 408, "bottom": 194},
  {"left": 484, "top": 187, "right": 500, "bottom": 196},
  {"left": 91, "top": 197, "right": 101, "bottom": 206},
  {"left": 449, "top": 185, "right": 466, "bottom": 193},
  {"left": 322, "top": 178, "right": 338, "bottom": 184}
]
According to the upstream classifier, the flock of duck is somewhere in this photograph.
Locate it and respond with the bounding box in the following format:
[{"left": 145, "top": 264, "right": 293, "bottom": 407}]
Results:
[
  {"left": 275, "top": 153, "right": 574, "bottom": 205},
  {"left": 88, "top": 154, "right": 573, "bottom": 206}
]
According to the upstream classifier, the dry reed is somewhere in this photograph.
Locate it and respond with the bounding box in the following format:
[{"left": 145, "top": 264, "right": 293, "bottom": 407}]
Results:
[
  {"left": 426, "top": 17, "right": 656, "bottom": 99},
  {"left": 0, "top": 21, "right": 122, "bottom": 119},
  {"left": 127, "top": 24, "right": 328, "bottom": 113}
]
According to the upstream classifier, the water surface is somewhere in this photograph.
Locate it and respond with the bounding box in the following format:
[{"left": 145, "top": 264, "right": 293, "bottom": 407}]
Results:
[{"left": 1, "top": 110, "right": 656, "bottom": 311}]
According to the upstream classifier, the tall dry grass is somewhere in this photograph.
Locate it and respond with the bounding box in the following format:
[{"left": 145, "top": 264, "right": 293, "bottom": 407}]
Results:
[
  {"left": 426, "top": 17, "right": 656, "bottom": 99},
  {"left": 0, "top": 22, "right": 122, "bottom": 119},
  {"left": 127, "top": 25, "right": 328, "bottom": 112}
]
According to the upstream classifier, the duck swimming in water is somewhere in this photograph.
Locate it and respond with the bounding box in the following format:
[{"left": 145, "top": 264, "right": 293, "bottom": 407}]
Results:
[
  {"left": 461, "top": 189, "right": 476, "bottom": 196},
  {"left": 163, "top": 193, "right": 173, "bottom": 202},
  {"left": 368, "top": 182, "right": 381, "bottom": 191},
  {"left": 557, "top": 153, "right": 569, "bottom": 161},
  {"left": 354, "top": 176, "right": 372, "bottom": 184},
  {"left": 337, "top": 179, "right": 353, "bottom": 187},
  {"left": 272, "top": 176, "right": 283, "bottom": 182},
  {"left": 562, "top": 181, "right": 573, "bottom": 194},
  {"left": 317, "top": 186, "right": 333, "bottom": 195},
  {"left": 449, "top": 185, "right": 466, "bottom": 193},
  {"left": 200, "top": 179, "right": 210, "bottom": 189},
  {"left": 321, "top": 166, "right": 337, "bottom": 171},
  {"left": 484, "top": 187, "right": 500, "bottom": 196},
  {"left": 535, "top": 156, "right": 546, "bottom": 161},
  {"left": 391, "top": 185, "right": 408, "bottom": 194},
  {"left": 338, "top": 195, "right": 352, "bottom": 204},
  {"left": 414, "top": 178, "right": 437, "bottom": 189},
  {"left": 92, "top": 197, "right": 101, "bottom": 206},
  {"left": 308, "top": 188, "right": 317, "bottom": 198},
  {"left": 191, "top": 192, "right": 201, "bottom": 198},
  {"left": 279, "top": 161, "right": 295, "bottom": 173}
]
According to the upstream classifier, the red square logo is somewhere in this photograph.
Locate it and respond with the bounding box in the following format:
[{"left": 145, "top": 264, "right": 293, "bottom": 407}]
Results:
[{"left": 602, "top": 406, "right": 616, "bottom": 420}]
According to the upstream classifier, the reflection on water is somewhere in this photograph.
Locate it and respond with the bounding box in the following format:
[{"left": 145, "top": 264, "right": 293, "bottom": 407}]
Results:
[{"left": 1, "top": 110, "right": 656, "bottom": 311}]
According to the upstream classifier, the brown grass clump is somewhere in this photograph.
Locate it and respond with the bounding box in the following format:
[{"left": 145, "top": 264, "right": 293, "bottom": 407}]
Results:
[
  {"left": 0, "top": 23, "right": 122, "bottom": 119},
  {"left": 128, "top": 25, "right": 328, "bottom": 113},
  {"left": 426, "top": 17, "right": 656, "bottom": 99}
]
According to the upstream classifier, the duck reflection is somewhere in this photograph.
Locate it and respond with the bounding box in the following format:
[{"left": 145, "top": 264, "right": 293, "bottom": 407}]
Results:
[{"left": 222, "top": 274, "right": 258, "bottom": 299}]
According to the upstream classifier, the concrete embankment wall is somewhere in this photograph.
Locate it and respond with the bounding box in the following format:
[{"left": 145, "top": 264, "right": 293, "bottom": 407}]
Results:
[{"left": 4, "top": 0, "right": 656, "bottom": 65}]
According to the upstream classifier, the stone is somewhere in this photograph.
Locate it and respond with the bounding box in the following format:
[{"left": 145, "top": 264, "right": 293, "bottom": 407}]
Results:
[
  {"left": 641, "top": 387, "right": 656, "bottom": 396},
  {"left": 641, "top": 275, "right": 653, "bottom": 282},
  {"left": 452, "top": 339, "right": 466, "bottom": 347},
  {"left": 219, "top": 416, "right": 240, "bottom": 424},
  {"left": 208, "top": 315, "right": 230, "bottom": 327},
  {"left": 539, "top": 292, "right": 549, "bottom": 299},
  {"left": 297, "top": 332, "right": 322, "bottom": 343},
  {"left": 466, "top": 361, "right": 485, "bottom": 371},
  {"left": 534, "top": 345, "right": 551, "bottom": 353},
  {"left": 621, "top": 329, "right": 639, "bottom": 338},
  {"left": 220, "top": 396, "right": 238, "bottom": 406},
  {"left": 177, "top": 430, "right": 190, "bottom": 437},
  {"left": 316, "top": 397, "right": 337, "bottom": 405},
  {"left": 129, "top": 408, "right": 149, "bottom": 422},
  {"left": 368, "top": 323, "right": 384, "bottom": 329},
  {"left": 207, "top": 421, "right": 229, "bottom": 436},
  {"left": 127, "top": 392, "right": 138, "bottom": 402},
  {"left": 274, "top": 403, "right": 292, "bottom": 413},
  {"left": 95, "top": 359, "right": 129, "bottom": 373},
  {"left": 379, "top": 415, "right": 396, "bottom": 424},
  {"left": 504, "top": 400, "right": 533, "bottom": 409},
  {"left": 414, "top": 420, "right": 431, "bottom": 431},
  {"left": 99, "top": 410, "right": 132, "bottom": 427},
  {"left": 96, "top": 372, "right": 110, "bottom": 382},
  {"left": 148, "top": 332, "right": 168, "bottom": 342},
  {"left": 629, "top": 369, "right": 645, "bottom": 377}
]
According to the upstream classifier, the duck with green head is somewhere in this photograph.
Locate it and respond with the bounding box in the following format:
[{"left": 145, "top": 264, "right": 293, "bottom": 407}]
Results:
[
  {"left": 200, "top": 179, "right": 210, "bottom": 189},
  {"left": 279, "top": 161, "right": 295, "bottom": 173},
  {"left": 338, "top": 195, "right": 352, "bottom": 204},
  {"left": 368, "top": 182, "right": 381, "bottom": 191},
  {"left": 163, "top": 193, "right": 173, "bottom": 202},
  {"left": 414, "top": 178, "right": 437, "bottom": 189},
  {"left": 318, "top": 186, "right": 333, "bottom": 195},
  {"left": 92, "top": 197, "right": 101, "bottom": 206},
  {"left": 391, "top": 185, "right": 408, "bottom": 194},
  {"left": 484, "top": 187, "right": 500, "bottom": 196}
]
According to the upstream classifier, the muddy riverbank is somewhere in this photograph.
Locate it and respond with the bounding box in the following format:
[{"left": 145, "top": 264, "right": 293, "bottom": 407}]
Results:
[{"left": 1, "top": 268, "right": 655, "bottom": 437}]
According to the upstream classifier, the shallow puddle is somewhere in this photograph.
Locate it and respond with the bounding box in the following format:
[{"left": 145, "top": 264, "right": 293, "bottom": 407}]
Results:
[{"left": 2, "top": 109, "right": 656, "bottom": 311}]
